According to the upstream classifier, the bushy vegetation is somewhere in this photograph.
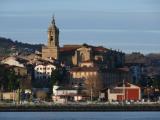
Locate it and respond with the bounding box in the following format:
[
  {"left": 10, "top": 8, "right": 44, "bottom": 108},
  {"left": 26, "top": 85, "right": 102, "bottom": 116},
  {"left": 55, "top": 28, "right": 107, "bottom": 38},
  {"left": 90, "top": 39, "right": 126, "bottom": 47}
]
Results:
[{"left": 0, "top": 64, "right": 19, "bottom": 91}]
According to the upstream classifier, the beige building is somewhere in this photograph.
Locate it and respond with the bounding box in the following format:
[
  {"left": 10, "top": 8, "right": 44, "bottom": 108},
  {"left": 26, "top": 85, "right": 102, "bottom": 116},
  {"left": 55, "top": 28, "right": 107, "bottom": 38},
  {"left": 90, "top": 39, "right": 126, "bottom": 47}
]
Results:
[
  {"left": 70, "top": 66, "right": 102, "bottom": 97},
  {"left": 1, "top": 92, "right": 18, "bottom": 101}
]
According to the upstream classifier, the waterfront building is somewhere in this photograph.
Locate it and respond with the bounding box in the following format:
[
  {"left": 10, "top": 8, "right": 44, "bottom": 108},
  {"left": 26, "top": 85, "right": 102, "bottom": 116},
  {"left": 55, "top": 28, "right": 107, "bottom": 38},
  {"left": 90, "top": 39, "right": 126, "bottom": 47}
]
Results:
[
  {"left": 52, "top": 85, "right": 82, "bottom": 103},
  {"left": 70, "top": 66, "right": 131, "bottom": 98},
  {"left": 107, "top": 83, "right": 141, "bottom": 102}
]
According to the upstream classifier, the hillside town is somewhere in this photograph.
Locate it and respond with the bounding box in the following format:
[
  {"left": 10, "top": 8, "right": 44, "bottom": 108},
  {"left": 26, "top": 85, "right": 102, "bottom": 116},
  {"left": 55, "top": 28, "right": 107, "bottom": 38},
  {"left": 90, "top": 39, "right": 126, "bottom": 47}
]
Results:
[{"left": 0, "top": 17, "right": 160, "bottom": 105}]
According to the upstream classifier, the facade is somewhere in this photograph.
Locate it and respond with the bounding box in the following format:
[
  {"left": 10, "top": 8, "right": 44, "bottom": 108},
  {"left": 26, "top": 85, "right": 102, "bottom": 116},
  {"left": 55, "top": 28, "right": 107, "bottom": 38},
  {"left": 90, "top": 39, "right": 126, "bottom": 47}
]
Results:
[
  {"left": 60, "top": 44, "right": 125, "bottom": 68},
  {"left": 12, "top": 66, "right": 28, "bottom": 76},
  {"left": 70, "top": 66, "right": 102, "bottom": 98},
  {"left": 107, "top": 83, "right": 141, "bottom": 102},
  {"left": 103, "top": 67, "right": 131, "bottom": 88},
  {"left": 70, "top": 66, "right": 99, "bottom": 87},
  {"left": 70, "top": 66, "right": 131, "bottom": 98},
  {"left": 52, "top": 86, "right": 82, "bottom": 103},
  {"left": 34, "top": 64, "right": 56, "bottom": 80},
  {"left": 42, "top": 16, "right": 59, "bottom": 60},
  {"left": 1, "top": 92, "right": 18, "bottom": 101}
]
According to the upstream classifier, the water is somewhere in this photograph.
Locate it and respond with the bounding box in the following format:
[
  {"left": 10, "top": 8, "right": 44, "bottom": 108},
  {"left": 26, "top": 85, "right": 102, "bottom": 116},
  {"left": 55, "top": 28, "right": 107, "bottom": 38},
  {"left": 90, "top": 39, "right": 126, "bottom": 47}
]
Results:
[{"left": 0, "top": 112, "right": 160, "bottom": 120}]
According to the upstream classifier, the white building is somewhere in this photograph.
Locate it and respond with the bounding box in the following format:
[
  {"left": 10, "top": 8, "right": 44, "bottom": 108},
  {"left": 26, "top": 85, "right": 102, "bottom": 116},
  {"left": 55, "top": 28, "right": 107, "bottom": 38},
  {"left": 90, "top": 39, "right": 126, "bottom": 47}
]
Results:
[
  {"left": 107, "top": 83, "right": 141, "bottom": 102},
  {"left": 52, "top": 85, "right": 82, "bottom": 103},
  {"left": 34, "top": 64, "right": 56, "bottom": 79}
]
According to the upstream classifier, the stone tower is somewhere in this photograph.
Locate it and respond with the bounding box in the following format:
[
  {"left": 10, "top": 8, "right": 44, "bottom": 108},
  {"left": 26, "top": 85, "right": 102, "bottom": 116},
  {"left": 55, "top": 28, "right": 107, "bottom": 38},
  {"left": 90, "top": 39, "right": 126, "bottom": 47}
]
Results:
[{"left": 42, "top": 16, "right": 59, "bottom": 60}]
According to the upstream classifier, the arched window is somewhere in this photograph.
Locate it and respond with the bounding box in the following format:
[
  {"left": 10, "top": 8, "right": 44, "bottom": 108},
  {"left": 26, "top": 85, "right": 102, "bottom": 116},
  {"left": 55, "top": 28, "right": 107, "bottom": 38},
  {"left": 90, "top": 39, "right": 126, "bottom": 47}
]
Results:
[{"left": 80, "top": 53, "right": 85, "bottom": 62}]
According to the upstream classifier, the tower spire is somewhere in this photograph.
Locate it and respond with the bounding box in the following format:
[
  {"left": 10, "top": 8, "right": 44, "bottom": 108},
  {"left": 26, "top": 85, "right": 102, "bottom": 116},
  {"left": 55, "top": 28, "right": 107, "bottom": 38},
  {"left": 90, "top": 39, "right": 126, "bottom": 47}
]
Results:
[{"left": 52, "top": 14, "right": 55, "bottom": 25}]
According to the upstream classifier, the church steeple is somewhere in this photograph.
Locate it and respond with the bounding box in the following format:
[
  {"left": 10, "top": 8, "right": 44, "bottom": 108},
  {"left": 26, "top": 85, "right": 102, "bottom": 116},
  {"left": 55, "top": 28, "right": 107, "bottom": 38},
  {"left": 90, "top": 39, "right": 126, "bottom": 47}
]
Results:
[
  {"left": 47, "top": 16, "right": 59, "bottom": 47},
  {"left": 42, "top": 16, "right": 59, "bottom": 60}
]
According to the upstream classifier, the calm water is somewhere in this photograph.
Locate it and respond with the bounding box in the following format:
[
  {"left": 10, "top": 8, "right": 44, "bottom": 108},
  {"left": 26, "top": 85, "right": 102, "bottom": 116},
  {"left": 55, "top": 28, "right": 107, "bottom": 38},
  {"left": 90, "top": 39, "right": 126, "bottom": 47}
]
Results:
[{"left": 0, "top": 112, "right": 160, "bottom": 120}]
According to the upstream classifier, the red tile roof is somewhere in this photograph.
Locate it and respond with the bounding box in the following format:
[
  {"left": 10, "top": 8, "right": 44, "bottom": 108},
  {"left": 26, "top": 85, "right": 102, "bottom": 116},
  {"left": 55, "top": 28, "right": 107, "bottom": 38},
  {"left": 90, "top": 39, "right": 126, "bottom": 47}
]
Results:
[
  {"left": 93, "top": 47, "right": 109, "bottom": 52},
  {"left": 60, "top": 45, "right": 82, "bottom": 52},
  {"left": 60, "top": 44, "right": 109, "bottom": 52}
]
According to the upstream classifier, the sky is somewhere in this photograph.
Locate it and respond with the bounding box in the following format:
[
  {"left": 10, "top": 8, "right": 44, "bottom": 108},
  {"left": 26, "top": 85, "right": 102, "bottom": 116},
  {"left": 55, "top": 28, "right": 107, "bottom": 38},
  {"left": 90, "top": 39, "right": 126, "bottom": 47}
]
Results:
[{"left": 0, "top": 0, "right": 160, "bottom": 54}]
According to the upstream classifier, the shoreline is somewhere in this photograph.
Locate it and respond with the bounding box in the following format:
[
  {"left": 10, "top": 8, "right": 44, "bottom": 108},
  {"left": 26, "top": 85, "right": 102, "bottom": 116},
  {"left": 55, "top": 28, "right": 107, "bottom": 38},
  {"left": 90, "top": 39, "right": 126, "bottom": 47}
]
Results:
[{"left": 1, "top": 104, "right": 160, "bottom": 112}]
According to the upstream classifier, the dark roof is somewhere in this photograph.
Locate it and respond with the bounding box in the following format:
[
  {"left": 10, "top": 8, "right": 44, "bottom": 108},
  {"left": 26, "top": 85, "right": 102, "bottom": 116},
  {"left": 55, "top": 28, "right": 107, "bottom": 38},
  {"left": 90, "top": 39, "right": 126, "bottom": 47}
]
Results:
[
  {"left": 35, "top": 59, "right": 55, "bottom": 66},
  {"left": 15, "top": 57, "right": 29, "bottom": 64},
  {"left": 57, "top": 86, "right": 77, "bottom": 90},
  {"left": 116, "top": 67, "right": 130, "bottom": 72},
  {"left": 117, "top": 82, "right": 131, "bottom": 87},
  {"left": 71, "top": 66, "right": 99, "bottom": 72}
]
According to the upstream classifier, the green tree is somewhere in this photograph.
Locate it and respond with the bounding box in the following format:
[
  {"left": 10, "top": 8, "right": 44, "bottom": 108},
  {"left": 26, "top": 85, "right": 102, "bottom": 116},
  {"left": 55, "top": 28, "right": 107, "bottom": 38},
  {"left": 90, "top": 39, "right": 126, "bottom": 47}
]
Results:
[
  {"left": 50, "top": 66, "right": 68, "bottom": 86},
  {"left": 51, "top": 67, "right": 62, "bottom": 86},
  {"left": 0, "top": 65, "right": 20, "bottom": 91}
]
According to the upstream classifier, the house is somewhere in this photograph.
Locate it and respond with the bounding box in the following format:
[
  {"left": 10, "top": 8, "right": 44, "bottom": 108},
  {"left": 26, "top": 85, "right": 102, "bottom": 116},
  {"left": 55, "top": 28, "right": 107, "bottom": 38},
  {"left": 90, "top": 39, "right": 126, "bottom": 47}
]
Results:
[
  {"left": 1, "top": 56, "right": 28, "bottom": 67},
  {"left": 1, "top": 92, "right": 18, "bottom": 101},
  {"left": 70, "top": 65, "right": 131, "bottom": 98},
  {"left": 34, "top": 63, "right": 56, "bottom": 80},
  {"left": 70, "top": 66, "right": 101, "bottom": 98},
  {"left": 107, "top": 83, "right": 141, "bottom": 102}
]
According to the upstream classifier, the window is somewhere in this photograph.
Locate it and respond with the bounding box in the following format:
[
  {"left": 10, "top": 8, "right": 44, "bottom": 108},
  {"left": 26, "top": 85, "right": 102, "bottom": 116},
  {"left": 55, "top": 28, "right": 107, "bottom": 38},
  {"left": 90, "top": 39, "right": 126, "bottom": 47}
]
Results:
[
  {"left": 43, "top": 76, "right": 46, "bottom": 79},
  {"left": 51, "top": 68, "right": 54, "bottom": 71}
]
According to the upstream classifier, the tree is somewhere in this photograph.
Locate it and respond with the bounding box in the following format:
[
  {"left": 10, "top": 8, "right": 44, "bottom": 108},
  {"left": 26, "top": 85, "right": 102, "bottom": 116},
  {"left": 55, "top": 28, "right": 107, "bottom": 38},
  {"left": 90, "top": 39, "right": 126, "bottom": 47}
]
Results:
[
  {"left": 51, "top": 66, "right": 68, "bottom": 86},
  {"left": 51, "top": 67, "right": 62, "bottom": 86},
  {"left": 0, "top": 65, "right": 20, "bottom": 91},
  {"left": 85, "top": 74, "right": 102, "bottom": 100}
]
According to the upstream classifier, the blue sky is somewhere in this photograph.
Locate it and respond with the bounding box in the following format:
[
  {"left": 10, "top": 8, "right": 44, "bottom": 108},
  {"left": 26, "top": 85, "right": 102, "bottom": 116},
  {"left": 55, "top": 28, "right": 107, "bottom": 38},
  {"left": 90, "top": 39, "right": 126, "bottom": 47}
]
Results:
[{"left": 0, "top": 0, "right": 160, "bottom": 54}]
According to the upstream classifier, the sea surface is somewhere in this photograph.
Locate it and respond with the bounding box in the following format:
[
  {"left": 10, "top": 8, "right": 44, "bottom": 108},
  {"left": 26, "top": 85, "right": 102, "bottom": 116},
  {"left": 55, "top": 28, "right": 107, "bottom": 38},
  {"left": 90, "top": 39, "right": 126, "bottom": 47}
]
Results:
[{"left": 0, "top": 112, "right": 160, "bottom": 120}]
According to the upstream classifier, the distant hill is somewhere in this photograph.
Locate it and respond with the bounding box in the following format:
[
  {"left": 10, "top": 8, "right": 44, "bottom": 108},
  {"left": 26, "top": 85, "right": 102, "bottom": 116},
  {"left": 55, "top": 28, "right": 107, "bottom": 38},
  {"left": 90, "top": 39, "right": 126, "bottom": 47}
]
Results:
[
  {"left": 0, "top": 37, "right": 43, "bottom": 57},
  {"left": 125, "top": 52, "right": 160, "bottom": 65},
  {"left": 125, "top": 52, "right": 146, "bottom": 64}
]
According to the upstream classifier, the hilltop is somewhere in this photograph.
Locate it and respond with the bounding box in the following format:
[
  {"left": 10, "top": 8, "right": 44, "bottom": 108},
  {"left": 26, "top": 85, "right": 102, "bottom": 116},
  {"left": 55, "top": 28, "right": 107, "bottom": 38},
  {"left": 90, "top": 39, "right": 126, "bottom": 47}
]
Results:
[{"left": 0, "top": 37, "right": 42, "bottom": 57}]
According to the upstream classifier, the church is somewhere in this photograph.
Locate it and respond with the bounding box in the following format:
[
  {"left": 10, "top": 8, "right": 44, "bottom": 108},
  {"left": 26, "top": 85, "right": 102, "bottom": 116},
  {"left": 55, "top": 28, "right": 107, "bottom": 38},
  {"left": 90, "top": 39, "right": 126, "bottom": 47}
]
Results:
[
  {"left": 41, "top": 17, "right": 130, "bottom": 98},
  {"left": 42, "top": 17, "right": 125, "bottom": 69}
]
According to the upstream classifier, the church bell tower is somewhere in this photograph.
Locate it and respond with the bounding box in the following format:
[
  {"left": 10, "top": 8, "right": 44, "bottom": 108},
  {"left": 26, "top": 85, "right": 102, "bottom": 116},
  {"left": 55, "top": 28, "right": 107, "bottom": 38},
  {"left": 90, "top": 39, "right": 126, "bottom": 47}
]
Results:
[
  {"left": 42, "top": 16, "right": 59, "bottom": 60},
  {"left": 47, "top": 16, "right": 59, "bottom": 47}
]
